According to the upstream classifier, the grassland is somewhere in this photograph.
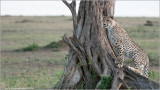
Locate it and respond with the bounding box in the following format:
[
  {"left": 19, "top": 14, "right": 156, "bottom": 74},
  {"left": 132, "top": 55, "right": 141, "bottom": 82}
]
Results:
[{"left": 1, "top": 16, "right": 159, "bottom": 89}]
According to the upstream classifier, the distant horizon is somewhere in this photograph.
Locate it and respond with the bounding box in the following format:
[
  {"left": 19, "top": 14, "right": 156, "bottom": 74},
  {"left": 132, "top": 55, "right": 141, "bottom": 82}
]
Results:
[
  {"left": 1, "top": 1, "right": 159, "bottom": 17},
  {"left": 1, "top": 15, "right": 159, "bottom": 18}
]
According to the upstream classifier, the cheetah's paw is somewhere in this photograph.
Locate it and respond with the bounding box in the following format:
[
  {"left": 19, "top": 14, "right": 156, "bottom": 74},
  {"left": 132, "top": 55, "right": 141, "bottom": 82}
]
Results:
[{"left": 127, "top": 66, "right": 140, "bottom": 74}]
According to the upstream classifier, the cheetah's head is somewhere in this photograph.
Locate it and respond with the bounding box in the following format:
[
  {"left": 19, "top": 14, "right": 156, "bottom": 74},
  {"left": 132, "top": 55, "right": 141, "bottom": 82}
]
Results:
[{"left": 103, "top": 16, "right": 113, "bottom": 29}]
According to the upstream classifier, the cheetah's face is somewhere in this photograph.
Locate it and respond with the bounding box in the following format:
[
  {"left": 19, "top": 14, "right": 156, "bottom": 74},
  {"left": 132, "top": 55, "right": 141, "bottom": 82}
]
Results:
[{"left": 103, "top": 16, "right": 112, "bottom": 29}]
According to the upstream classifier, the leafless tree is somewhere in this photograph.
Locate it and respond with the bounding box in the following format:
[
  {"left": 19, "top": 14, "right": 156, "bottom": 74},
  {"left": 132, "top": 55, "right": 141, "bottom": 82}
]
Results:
[{"left": 54, "top": 0, "right": 159, "bottom": 89}]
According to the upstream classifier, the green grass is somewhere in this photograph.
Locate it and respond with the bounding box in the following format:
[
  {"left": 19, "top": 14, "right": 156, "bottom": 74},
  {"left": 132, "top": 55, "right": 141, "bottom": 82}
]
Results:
[
  {"left": 1, "top": 68, "right": 63, "bottom": 89},
  {"left": 148, "top": 70, "right": 159, "bottom": 82},
  {"left": 1, "top": 51, "right": 67, "bottom": 89},
  {"left": 1, "top": 16, "right": 159, "bottom": 89}
]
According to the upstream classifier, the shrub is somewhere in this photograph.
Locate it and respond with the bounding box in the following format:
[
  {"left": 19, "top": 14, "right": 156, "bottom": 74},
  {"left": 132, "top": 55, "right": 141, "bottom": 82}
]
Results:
[
  {"left": 21, "top": 43, "right": 39, "bottom": 51},
  {"left": 97, "top": 76, "right": 112, "bottom": 89}
]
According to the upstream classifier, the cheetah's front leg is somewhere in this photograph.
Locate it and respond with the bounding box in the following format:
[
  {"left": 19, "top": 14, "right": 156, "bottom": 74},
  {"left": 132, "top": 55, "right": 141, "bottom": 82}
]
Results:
[
  {"left": 115, "top": 41, "right": 124, "bottom": 68},
  {"left": 128, "top": 66, "right": 141, "bottom": 74}
]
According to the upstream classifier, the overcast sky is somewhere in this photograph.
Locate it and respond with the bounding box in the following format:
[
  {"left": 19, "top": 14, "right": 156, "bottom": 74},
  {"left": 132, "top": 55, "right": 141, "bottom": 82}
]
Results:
[{"left": 1, "top": 1, "right": 159, "bottom": 17}]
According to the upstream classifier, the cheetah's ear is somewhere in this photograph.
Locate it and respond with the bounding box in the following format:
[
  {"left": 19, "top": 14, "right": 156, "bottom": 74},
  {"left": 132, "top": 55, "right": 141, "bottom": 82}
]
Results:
[
  {"left": 106, "top": 16, "right": 112, "bottom": 19},
  {"left": 111, "top": 16, "right": 114, "bottom": 19},
  {"left": 103, "top": 16, "right": 107, "bottom": 19}
]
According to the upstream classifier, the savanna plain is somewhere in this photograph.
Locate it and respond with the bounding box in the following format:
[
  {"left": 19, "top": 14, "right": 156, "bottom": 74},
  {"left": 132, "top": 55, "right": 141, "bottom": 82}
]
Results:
[{"left": 1, "top": 16, "right": 159, "bottom": 89}]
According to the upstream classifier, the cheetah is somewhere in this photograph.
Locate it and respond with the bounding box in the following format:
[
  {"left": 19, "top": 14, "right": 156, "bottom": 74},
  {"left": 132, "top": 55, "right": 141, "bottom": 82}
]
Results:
[{"left": 103, "top": 16, "right": 149, "bottom": 77}]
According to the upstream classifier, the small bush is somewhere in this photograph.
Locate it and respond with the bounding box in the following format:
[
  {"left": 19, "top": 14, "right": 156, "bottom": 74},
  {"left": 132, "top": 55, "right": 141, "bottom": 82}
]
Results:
[
  {"left": 52, "top": 48, "right": 59, "bottom": 51},
  {"left": 21, "top": 19, "right": 28, "bottom": 23},
  {"left": 65, "top": 54, "right": 68, "bottom": 60},
  {"left": 97, "top": 76, "right": 112, "bottom": 89},
  {"left": 80, "top": 81, "right": 85, "bottom": 89},
  {"left": 15, "top": 19, "right": 34, "bottom": 23},
  {"left": 21, "top": 43, "right": 39, "bottom": 51}
]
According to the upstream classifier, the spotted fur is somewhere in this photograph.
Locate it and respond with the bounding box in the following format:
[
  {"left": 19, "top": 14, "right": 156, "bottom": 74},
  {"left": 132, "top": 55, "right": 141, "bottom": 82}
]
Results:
[{"left": 103, "top": 16, "right": 149, "bottom": 77}]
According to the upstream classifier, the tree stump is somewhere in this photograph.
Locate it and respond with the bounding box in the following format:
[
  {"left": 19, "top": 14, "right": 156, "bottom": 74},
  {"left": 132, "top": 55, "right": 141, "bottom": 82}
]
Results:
[{"left": 54, "top": 0, "right": 159, "bottom": 89}]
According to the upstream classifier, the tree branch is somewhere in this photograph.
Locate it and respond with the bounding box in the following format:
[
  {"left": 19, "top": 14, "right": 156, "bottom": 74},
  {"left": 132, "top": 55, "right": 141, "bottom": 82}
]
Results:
[
  {"left": 62, "top": 0, "right": 77, "bottom": 33},
  {"left": 62, "top": 34, "right": 93, "bottom": 88},
  {"left": 122, "top": 66, "right": 159, "bottom": 89},
  {"left": 103, "top": 0, "right": 115, "bottom": 19}
]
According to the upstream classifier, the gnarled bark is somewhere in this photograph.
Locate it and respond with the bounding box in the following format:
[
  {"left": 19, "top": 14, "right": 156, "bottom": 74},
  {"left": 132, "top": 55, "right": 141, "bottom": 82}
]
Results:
[{"left": 54, "top": 0, "right": 159, "bottom": 89}]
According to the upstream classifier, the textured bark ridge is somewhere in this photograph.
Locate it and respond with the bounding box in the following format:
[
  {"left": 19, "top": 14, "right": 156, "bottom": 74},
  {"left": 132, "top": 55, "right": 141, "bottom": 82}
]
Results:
[{"left": 54, "top": 0, "right": 159, "bottom": 89}]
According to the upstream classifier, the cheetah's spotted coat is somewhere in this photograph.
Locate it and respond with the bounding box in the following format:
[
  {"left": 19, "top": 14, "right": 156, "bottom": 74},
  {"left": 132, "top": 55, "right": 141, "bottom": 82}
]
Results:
[{"left": 103, "top": 16, "right": 149, "bottom": 77}]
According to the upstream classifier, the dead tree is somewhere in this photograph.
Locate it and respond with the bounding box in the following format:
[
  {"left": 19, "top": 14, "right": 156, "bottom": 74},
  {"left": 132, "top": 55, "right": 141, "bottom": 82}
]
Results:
[{"left": 54, "top": 0, "right": 159, "bottom": 89}]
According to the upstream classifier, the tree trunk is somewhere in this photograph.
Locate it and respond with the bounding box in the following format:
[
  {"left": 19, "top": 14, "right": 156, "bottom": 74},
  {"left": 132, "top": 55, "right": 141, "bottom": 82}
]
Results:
[{"left": 54, "top": 0, "right": 159, "bottom": 89}]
